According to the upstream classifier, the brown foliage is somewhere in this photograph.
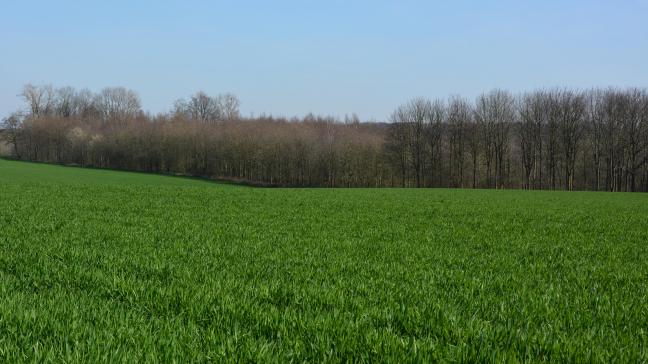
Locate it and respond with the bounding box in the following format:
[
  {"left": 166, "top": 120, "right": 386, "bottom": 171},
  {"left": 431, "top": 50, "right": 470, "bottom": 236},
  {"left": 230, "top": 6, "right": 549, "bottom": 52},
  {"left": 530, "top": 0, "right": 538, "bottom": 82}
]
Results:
[{"left": 5, "top": 85, "right": 648, "bottom": 191}]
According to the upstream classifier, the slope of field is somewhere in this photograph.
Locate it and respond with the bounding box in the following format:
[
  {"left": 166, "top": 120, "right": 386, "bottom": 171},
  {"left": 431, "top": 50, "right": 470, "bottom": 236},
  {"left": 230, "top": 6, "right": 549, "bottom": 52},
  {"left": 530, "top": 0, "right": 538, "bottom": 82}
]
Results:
[
  {"left": 0, "top": 158, "right": 231, "bottom": 187},
  {"left": 1, "top": 160, "right": 647, "bottom": 362}
]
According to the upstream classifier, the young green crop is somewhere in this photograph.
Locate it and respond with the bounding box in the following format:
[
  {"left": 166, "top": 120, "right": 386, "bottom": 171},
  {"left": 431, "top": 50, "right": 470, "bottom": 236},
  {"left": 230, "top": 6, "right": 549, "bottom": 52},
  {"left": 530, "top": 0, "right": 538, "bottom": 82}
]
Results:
[{"left": 1, "top": 158, "right": 647, "bottom": 362}]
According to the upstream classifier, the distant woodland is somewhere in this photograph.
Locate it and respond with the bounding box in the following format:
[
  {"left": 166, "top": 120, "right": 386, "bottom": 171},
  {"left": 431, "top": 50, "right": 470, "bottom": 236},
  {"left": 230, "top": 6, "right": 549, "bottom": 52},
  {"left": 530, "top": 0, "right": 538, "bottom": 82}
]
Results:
[{"left": 2, "top": 84, "right": 647, "bottom": 191}]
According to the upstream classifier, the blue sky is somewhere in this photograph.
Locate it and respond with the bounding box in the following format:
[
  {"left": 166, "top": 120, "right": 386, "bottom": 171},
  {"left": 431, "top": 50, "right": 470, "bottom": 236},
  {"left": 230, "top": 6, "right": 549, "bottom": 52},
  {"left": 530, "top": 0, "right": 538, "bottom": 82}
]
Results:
[{"left": 1, "top": 0, "right": 647, "bottom": 121}]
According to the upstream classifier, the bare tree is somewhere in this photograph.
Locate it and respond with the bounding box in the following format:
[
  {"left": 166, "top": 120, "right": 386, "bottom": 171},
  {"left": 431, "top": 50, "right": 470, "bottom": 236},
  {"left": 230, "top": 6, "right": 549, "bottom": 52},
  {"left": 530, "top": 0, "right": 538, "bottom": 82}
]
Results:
[
  {"left": 7, "top": 83, "right": 648, "bottom": 190},
  {"left": 618, "top": 88, "right": 648, "bottom": 192},
  {"left": 189, "top": 91, "right": 221, "bottom": 123},
  {"left": 75, "top": 89, "right": 100, "bottom": 119},
  {"left": 1, "top": 112, "right": 23, "bottom": 158},
  {"left": 55, "top": 86, "right": 77, "bottom": 118},
  {"left": 42, "top": 85, "right": 56, "bottom": 117},
  {"left": 385, "top": 116, "right": 410, "bottom": 187},
  {"left": 599, "top": 90, "right": 625, "bottom": 191},
  {"left": 518, "top": 91, "right": 547, "bottom": 189},
  {"left": 21, "top": 84, "right": 46, "bottom": 117},
  {"left": 552, "top": 89, "right": 586, "bottom": 190},
  {"left": 447, "top": 96, "right": 470, "bottom": 187},
  {"left": 426, "top": 100, "right": 445, "bottom": 187},
  {"left": 546, "top": 92, "right": 561, "bottom": 190},
  {"left": 402, "top": 98, "right": 433, "bottom": 188},
  {"left": 585, "top": 90, "right": 604, "bottom": 190},
  {"left": 466, "top": 117, "right": 481, "bottom": 188},
  {"left": 388, "top": 99, "right": 425, "bottom": 187},
  {"left": 97, "top": 87, "right": 141, "bottom": 121},
  {"left": 476, "top": 90, "right": 513, "bottom": 188},
  {"left": 174, "top": 91, "right": 240, "bottom": 123},
  {"left": 220, "top": 93, "right": 241, "bottom": 121}
]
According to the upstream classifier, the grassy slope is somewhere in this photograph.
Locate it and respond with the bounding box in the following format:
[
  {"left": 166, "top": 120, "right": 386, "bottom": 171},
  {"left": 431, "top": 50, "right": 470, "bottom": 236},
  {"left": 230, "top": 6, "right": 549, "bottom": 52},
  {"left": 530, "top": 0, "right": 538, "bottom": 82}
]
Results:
[
  {"left": 1, "top": 160, "right": 647, "bottom": 362},
  {"left": 0, "top": 158, "right": 232, "bottom": 187}
]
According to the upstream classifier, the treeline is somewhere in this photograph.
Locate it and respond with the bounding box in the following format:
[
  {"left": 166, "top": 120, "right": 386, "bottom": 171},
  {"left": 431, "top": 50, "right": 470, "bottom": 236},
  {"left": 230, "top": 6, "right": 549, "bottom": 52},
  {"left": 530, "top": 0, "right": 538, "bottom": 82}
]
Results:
[{"left": 2, "top": 84, "right": 647, "bottom": 191}]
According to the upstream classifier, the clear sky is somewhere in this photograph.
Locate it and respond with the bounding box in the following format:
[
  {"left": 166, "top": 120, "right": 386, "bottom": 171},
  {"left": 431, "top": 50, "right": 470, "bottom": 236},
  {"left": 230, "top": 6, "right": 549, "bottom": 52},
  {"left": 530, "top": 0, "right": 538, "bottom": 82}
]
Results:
[{"left": 1, "top": 0, "right": 647, "bottom": 121}]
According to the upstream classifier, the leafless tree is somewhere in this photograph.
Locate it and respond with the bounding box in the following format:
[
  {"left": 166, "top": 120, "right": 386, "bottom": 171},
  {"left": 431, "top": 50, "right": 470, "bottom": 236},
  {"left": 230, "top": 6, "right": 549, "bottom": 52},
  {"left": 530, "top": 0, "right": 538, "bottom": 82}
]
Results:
[
  {"left": 385, "top": 117, "right": 410, "bottom": 187},
  {"left": 7, "top": 83, "right": 648, "bottom": 191},
  {"left": 55, "top": 86, "right": 76, "bottom": 118},
  {"left": 585, "top": 90, "right": 605, "bottom": 190},
  {"left": 220, "top": 93, "right": 241, "bottom": 121},
  {"left": 21, "top": 84, "right": 42, "bottom": 117},
  {"left": 1, "top": 112, "right": 23, "bottom": 158},
  {"left": 476, "top": 90, "right": 513, "bottom": 188},
  {"left": 553, "top": 89, "right": 586, "bottom": 190},
  {"left": 518, "top": 91, "right": 547, "bottom": 189},
  {"left": 96, "top": 87, "right": 141, "bottom": 121},
  {"left": 466, "top": 117, "right": 481, "bottom": 188},
  {"left": 174, "top": 91, "right": 240, "bottom": 123},
  {"left": 392, "top": 98, "right": 433, "bottom": 187},
  {"left": 447, "top": 96, "right": 470, "bottom": 187},
  {"left": 426, "top": 100, "right": 445, "bottom": 187}
]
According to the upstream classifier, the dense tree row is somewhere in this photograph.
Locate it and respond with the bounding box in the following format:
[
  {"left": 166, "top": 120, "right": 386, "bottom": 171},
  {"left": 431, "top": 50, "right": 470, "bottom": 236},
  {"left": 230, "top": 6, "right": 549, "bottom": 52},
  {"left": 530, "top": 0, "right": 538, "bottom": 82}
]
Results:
[
  {"left": 386, "top": 88, "right": 648, "bottom": 191},
  {"left": 2, "top": 84, "right": 647, "bottom": 191}
]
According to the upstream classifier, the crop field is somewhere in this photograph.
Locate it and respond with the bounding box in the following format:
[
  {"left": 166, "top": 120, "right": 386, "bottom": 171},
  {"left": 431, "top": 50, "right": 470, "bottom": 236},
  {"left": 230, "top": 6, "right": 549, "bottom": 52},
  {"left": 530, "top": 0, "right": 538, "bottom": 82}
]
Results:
[{"left": 1, "top": 158, "right": 647, "bottom": 362}]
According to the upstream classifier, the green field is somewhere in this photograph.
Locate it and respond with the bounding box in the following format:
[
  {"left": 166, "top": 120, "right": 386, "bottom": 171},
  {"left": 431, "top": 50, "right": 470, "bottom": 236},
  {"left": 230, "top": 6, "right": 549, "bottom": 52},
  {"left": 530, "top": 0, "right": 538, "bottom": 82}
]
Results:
[{"left": 1, "top": 158, "right": 647, "bottom": 362}]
